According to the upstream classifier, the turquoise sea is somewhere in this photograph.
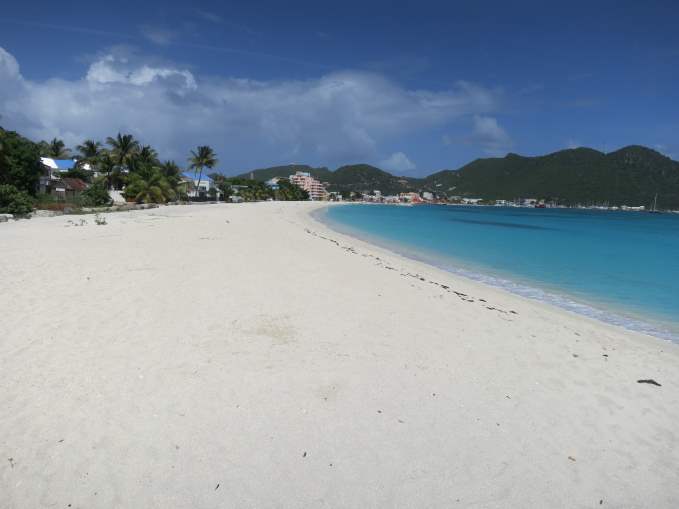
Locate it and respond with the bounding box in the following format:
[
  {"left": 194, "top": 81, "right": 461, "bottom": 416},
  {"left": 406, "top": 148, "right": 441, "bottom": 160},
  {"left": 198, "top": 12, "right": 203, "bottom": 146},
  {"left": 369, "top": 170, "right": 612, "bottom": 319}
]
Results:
[{"left": 317, "top": 204, "right": 679, "bottom": 342}]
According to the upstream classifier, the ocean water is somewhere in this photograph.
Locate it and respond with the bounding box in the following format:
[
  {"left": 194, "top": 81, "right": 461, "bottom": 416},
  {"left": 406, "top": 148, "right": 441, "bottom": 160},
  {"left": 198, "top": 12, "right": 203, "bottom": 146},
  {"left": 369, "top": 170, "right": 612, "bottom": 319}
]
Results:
[{"left": 316, "top": 204, "right": 679, "bottom": 341}]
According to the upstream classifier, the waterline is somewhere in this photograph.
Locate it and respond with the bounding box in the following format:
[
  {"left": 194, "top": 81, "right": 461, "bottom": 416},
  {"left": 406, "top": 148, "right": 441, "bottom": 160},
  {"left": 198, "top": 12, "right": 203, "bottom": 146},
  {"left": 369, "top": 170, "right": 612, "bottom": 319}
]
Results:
[{"left": 315, "top": 204, "right": 679, "bottom": 342}]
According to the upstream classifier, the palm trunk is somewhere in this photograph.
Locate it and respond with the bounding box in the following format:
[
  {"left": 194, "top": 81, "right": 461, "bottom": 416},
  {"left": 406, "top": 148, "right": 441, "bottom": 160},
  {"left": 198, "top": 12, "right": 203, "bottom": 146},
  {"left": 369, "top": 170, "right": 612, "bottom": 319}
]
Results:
[{"left": 196, "top": 167, "right": 203, "bottom": 199}]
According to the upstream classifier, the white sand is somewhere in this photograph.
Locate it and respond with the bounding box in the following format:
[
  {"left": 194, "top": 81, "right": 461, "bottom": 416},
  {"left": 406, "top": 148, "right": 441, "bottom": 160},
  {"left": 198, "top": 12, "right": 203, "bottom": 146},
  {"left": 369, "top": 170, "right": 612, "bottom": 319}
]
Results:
[{"left": 1, "top": 202, "right": 678, "bottom": 508}]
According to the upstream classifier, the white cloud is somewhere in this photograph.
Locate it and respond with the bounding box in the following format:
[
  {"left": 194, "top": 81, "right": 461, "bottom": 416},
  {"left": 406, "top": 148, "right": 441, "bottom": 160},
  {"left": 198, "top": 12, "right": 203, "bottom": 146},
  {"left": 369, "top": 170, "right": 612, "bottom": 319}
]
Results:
[
  {"left": 85, "top": 54, "right": 197, "bottom": 90},
  {"left": 380, "top": 152, "right": 415, "bottom": 173},
  {"left": 464, "top": 115, "right": 513, "bottom": 155},
  {"left": 0, "top": 46, "right": 502, "bottom": 170},
  {"left": 0, "top": 47, "right": 20, "bottom": 79}
]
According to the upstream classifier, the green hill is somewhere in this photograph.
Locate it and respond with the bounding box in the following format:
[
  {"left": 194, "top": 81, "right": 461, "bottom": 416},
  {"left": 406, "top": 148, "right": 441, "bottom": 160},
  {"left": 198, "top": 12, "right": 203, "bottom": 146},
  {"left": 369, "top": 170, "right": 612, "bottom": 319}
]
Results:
[
  {"left": 239, "top": 163, "right": 422, "bottom": 195},
  {"left": 227, "top": 145, "right": 679, "bottom": 208},
  {"left": 327, "top": 164, "right": 422, "bottom": 195},
  {"left": 422, "top": 146, "right": 679, "bottom": 208},
  {"left": 236, "top": 164, "right": 333, "bottom": 182}
]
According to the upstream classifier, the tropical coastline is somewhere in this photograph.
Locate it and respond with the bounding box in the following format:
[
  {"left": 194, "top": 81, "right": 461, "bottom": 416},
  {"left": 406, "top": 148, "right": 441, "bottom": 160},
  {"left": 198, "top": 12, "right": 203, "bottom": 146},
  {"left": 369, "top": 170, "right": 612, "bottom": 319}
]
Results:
[
  {"left": 2, "top": 201, "right": 678, "bottom": 508},
  {"left": 315, "top": 203, "right": 679, "bottom": 342}
]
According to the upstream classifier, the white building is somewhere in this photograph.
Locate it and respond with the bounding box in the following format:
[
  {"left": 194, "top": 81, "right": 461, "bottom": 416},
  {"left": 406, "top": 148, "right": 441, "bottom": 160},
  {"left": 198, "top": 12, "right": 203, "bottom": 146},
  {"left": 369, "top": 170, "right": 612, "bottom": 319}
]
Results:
[
  {"left": 181, "top": 172, "right": 220, "bottom": 199},
  {"left": 265, "top": 177, "right": 281, "bottom": 190},
  {"left": 461, "top": 198, "right": 483, "bottom": 205},
  {"left": 39, "top": 157, "right": 76, "bottom": 194}
]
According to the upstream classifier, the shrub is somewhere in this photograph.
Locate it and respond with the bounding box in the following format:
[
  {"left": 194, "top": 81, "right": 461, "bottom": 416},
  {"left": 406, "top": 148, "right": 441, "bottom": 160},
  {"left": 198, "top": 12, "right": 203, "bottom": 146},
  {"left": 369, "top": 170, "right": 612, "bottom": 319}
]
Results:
[
  {"left": 0, "top": 128, "right": 43, "bottom": 195},
  {"left": 124, "top": 170, "right": 175, "bottom": 203},
  {"left": 0, "top": 184, "right": 35, "bottom": 215},
  {"left": 78, "top": 178, "right": 112, "bottom": 207}
]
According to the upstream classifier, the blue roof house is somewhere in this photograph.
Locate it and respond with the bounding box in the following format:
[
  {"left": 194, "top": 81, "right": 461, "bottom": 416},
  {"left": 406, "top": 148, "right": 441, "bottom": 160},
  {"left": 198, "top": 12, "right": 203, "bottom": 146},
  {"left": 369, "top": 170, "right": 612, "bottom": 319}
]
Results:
[
  {"left": 39, "top": 157, "right": 78, "bottom": 193},
  {"left": 181, "top": 172, "right": 219, "bottom": 198}
]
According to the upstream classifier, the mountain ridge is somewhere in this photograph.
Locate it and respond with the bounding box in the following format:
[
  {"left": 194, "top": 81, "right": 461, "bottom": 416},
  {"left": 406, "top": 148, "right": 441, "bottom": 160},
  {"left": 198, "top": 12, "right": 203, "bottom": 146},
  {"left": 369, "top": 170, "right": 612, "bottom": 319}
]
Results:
[{"left": 236, "top": 145, "right": 679, "bottom": 208}]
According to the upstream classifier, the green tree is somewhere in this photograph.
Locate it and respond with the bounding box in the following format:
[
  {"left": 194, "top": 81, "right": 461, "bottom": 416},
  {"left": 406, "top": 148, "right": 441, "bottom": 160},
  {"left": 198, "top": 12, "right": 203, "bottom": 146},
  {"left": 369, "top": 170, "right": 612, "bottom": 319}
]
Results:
[
  {"left": 0, "top": 184, "right": 34, "bottom": 215},
  {"left": 188, "top": 146, "right": 217, "bottom": 198},
  {"left": 106, "top": 133, "right": 140, "bottom": 168},
  {"left": 0, "top": 128, "right": 43, "bottom": 195},
  {"left": 41, "top": 138, "right": 71, "bottom": 158},
  {"left": 78, "top": 178, "right": 112, "bottom": 207},
  {"left": 239, "top": 181, "right": 271, "bottom": 201},
  {"left": 97, "top": 152, "right": 117, "bottom": 189},
  {"left": 159, "top": 160, "right": 182, "bottom": 191},
  {"left": 75, "top": 139, "right": 102, "bottom": 168},
  {"left": 61, "top": 167, "right": 93, "bottom": 183},
  {"left": 135, "top": 145, "right": 160, "bottom": 167},
  {"left": 276, "top": 179, "right": 309, "bottom": 201},
  {"left": 207, "top": 173, "right": 233, "bottom": 201},
  {"left": 124, "top": 167, "right": 175, "bottom": 204}
]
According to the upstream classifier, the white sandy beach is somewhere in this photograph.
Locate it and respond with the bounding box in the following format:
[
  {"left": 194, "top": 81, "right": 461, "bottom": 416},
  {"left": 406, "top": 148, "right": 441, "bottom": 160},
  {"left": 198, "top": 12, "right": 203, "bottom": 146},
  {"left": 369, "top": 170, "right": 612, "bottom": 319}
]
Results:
[{"left": 1, "top": 201, "right": 678, "bottom": 508}]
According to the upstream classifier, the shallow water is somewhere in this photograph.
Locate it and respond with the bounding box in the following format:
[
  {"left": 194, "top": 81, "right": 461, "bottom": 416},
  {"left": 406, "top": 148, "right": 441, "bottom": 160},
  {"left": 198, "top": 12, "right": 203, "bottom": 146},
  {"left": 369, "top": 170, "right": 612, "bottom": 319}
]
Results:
[{"left": 317, "top": 204, "right": 679, "bottom": 341}]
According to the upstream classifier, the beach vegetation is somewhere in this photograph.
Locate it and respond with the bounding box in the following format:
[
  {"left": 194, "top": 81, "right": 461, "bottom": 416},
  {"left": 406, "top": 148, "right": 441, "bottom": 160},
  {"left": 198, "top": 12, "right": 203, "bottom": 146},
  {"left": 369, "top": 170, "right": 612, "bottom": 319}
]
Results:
[
  {"left": 275, "top": 179, "right": 310, "bottom": 201},
  {"left": 39, "top": 138, "right": 71, "bottom": 158},
  {"left": 0, "top": 128, "right": 44, "bottom": 195},
  {"left": 124, "top": 166, "right": 176, "bottom": 203},
  {"left": 106, "top": 133, "right": 140, "bottom": 169},
  {"left": 78, "top": 178, "right": 113, "bottom": 207},
  {"left": 75, "top": 140, "right": 103, "bottom": 168},
  {"left": 61, "top": 167, "right": 94, "bottom": 183},
  {"left": 0, "top": 184, "right": 34, "bottom": 215},
  {"left": 208, "top": 173, "right": 310, "bottom": 202},
  {"left": 136, "top": 145, "right": 160, "bottom": 167},
  {"left": 160, "top": 160, "right": 181, "bottom": 179},
  {"left": 188, "top": 145, "right": 218, "bottom": 199}
]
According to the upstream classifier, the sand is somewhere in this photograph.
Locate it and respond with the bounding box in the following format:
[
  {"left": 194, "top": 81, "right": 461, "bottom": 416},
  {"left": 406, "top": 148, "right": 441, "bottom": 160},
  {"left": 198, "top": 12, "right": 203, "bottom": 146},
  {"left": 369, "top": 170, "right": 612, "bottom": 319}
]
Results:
[{"left": 1, "top": 201, "right": 678, "bottom": 508}]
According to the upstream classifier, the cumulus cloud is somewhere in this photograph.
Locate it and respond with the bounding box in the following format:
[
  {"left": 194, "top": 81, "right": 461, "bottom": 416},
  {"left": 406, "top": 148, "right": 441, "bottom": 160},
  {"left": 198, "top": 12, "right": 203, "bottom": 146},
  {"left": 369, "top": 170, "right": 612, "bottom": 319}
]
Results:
[
  {"left": 0, "top": 47, "right": 20, "bottom": 79},
  {"left": 0, "top": 46, "right": 503, "bottom": 170},
  {"left": 380, "top": 152, "right": 416, "bottom": 173},
  {"left": 465, "top": 115, "right": 513, "bottom": 155},
  {"left": 85, "top": 54, "right": 197, "bottom": 90}
]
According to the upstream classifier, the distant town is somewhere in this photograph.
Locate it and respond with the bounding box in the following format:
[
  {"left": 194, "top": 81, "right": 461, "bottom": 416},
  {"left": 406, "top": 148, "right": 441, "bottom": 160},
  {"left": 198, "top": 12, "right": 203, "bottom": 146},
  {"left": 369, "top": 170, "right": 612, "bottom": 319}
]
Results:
[{"left": 264, "top": 171, "right": 675, "bottom": 213}]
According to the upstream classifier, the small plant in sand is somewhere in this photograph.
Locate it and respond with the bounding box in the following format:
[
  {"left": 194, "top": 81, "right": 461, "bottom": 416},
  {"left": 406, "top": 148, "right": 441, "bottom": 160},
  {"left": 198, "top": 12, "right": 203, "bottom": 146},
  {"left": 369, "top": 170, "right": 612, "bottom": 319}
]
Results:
[
  {"left": 94, "top": 213, "right": 107, "bottom": 225},
  {"left": 66, "top": 218, "right": 88, "bottom": 227}
]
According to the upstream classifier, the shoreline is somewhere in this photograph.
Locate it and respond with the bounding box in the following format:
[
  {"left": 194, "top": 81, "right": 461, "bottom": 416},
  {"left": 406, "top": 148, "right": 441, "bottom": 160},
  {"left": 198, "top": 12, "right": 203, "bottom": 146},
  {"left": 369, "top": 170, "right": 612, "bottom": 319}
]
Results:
[
  {"left": 311, "top": 203, "right": 679, "bottom": 343},
  {"left": 299, "top": 203, "right": 673, "bottom": 348},
  {"left": 2, "top": 201, "right": 679, "bottom": 508}
]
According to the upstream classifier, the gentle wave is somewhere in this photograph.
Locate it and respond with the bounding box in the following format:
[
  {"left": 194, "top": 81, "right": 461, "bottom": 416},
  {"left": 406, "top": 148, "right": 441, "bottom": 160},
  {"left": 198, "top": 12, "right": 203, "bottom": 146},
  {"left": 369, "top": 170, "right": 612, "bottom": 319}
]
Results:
[
  {"left": 315, "top": 206, "right": 679, "bottom": 343},
  {"left": 430, "top": 261, "right": 679, "bottom": 342}
]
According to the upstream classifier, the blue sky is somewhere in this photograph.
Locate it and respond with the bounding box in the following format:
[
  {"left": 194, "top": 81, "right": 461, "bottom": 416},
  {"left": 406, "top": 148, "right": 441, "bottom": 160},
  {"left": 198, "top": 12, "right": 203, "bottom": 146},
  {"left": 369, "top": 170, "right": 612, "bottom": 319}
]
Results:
[{"left": 1, "top": 0, "right": 678, "bottom": 175}]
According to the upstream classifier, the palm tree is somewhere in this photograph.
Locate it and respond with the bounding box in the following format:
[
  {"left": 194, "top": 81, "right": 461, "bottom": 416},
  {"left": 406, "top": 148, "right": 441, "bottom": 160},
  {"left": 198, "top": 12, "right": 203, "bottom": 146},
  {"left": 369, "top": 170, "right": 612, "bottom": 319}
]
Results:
[
  {"left": 188, "top": 145, "right": 217, "bottom": 198},
  {"left": 76, "top": 139, "right": 102, "bottom": 161},
  {"left": 75, "top": 139, "right": 102, "bottom": 170},
  {"left": 160, "top": 160, "right": 181, "bottom": 179},
  {"left": 136, "top": 145, "right": 160, "bottom": 167},
  {"left": 159, "top": 160, "right": 182, "bottom": 188},
  {"left": 124, "top": 170, "right": 175, "bottom": 203},
  {"left": 97, "top": 152, "right": 116, "bottom": 189},
  {"left": 106, "top": 133, "right": 140, "bottom": 168},
  {"left": 42, "top": 138, "right": 71, "bottom": 158}
]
